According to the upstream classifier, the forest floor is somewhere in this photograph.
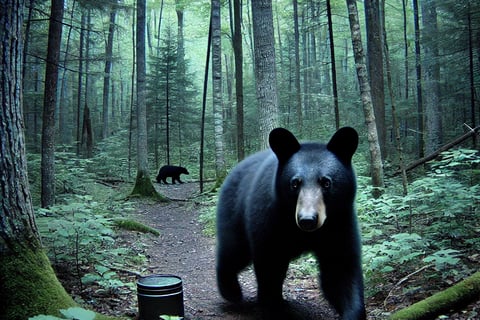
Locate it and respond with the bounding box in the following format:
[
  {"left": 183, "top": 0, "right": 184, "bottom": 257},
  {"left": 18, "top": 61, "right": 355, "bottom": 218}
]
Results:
[
  {"left": 126, "top": 181, "right": 337, "bottom": 320},
  {"left": 62, "top": 181, "right": 479, "bottom": 319}
]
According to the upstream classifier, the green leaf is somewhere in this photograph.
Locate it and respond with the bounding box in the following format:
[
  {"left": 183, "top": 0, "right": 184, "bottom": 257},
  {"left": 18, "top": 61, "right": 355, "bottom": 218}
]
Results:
[{"left": 59, "top": 307, "right": 96, "bottom": 320}]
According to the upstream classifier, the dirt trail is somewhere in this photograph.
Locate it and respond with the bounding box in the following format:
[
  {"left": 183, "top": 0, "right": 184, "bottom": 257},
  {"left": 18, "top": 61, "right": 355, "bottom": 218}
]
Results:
[{"left": 132, "top": 182, "right": 337, "bottom": 319}]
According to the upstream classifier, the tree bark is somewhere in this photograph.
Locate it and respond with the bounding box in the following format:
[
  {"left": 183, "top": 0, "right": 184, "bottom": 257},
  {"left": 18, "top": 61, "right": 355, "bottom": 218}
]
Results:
[
  {"left": 102, "top": 3, "right": 117, "bottom": 139},
  {"left": 413, "top": 0, "right": 424, "bottom": 158},
  {"left": 326, "top": 0, "right": 340, "bottom": 130},
  {"left": 131, "top": 0, "right": 164, "bottom": 199},
  {"left": 365, "top": 0, "right": 386, "bottom": 158},
  {"left": 251, "top": 0, "right": 279, "bottom": 149},
  {"left": 1, "top": 1, "right": 76, "bottom": 317},
  {"left": 421, "top": 0, "right": 442, "bottom": 154},
  {"left": 232, "top": 0, "right": 245, "bottom": 161},
  {"left": 390, "top": 271, "right": 480, "bottom": 320},
  {"left": 293, "top": 0, "right": 303, "bottom": 133},
  {"left": 346, "top": 0, "right": 385, "bottom": 194},
  {"left": 211, "top": 0, "right": 226, "bottom": 183},
  {"left": 41, "top": 0, "right": 64, "bottom": 208}
]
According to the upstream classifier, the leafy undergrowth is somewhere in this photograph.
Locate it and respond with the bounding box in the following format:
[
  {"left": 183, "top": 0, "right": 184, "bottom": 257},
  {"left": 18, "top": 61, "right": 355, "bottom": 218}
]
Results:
[
  {"left": 359, "top": 149, "right": 480, "bottom": 318},
  {"left": 27, "top": 144, "right": 480, "bottom": 319}
]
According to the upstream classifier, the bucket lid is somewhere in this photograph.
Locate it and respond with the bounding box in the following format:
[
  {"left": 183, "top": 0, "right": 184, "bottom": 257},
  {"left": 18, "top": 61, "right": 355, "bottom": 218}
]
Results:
[{"left": 138, "top": 274, "right": 182, "bottom": 288}]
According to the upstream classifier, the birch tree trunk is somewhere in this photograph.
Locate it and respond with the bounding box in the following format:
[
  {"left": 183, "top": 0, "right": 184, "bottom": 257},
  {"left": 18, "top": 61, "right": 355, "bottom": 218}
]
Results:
[
  {"left": 211, "top": 0, "right": 226, "bottom": 182},
  {"left": 1, "top": 1, "right": 76, "bottom": 317},
  {"left": 346, "top": 0, "right": 385, "bottom": 194},
  {"left": 251, "top": 0, "right": 279, "bottom": 149}
]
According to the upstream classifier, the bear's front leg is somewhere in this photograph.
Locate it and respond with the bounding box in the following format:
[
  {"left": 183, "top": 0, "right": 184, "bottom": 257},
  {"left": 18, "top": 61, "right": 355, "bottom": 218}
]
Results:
[
  {"left": 318, "top": 254, "right": 366, "bottom": 320},
  {"left": 253, "top": 255, "right": 289, "bottom": 305}
]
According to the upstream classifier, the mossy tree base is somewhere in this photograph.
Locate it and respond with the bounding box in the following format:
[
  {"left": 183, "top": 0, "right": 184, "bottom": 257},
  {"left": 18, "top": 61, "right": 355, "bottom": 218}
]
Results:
[
  {"left": 0, "top": 247, "right": 76, "bottom": 319},
  {"left": 130, "top": 170, "right": 169, "bottom": 202},
  {"left": 389, "top": 271, "right": 480, "bottom": 320}
]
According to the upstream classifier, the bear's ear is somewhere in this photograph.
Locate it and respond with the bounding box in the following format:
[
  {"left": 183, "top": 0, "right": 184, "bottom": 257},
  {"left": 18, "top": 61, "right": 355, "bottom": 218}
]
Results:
[
  {"left": 327, "top": 127, "right": 358, "bottom": 164},
  {"left": 269, "top": 128, "right": 301, "bottom": 164}
]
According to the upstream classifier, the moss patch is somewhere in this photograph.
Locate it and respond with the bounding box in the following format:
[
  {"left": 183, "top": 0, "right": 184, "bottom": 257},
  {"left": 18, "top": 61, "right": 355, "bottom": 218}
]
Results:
[
  {"left": 0, "top": 247, "right": 76, "bottom": 319},
  {"left": 129, "top": 171, "right": 169, "bottom": 202},
  {"left": 113, "top": 219, "right": 160, "bottom": 236},
  {"left": 390, "top": 271, "right": 480, "bottom": 320}
]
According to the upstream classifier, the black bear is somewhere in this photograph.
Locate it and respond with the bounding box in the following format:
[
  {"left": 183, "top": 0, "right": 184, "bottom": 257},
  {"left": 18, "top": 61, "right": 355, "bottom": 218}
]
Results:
[
  {"left": 156, "top": 165, "right": 189, "bottom": 184},
  {"left": 216, "top": 127, "right": 365, "bottom": 320}
]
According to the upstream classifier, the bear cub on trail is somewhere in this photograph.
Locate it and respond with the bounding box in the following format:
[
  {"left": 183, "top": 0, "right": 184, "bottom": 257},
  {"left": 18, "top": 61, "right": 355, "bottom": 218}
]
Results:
[
  {"left": 216, "top": 127, "right": 366, "bottom": 320},
  {"left": 156, "top": 165, "right": 189, "bottom": 184}
]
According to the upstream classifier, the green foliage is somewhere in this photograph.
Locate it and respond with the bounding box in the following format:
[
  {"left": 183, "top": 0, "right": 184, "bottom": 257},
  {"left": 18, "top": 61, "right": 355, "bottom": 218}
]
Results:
[
  {"left": 30, "top": 307, "right": 96, "bottom": 320},
  {"left": 197, "top": 194, "right": 219, "bottom": 237},
  {"left": 81, "top": 264, "right": 135, "bottom": 295},
  {"left": 360, "top": 148, "right": 480, "bottom": 296}
]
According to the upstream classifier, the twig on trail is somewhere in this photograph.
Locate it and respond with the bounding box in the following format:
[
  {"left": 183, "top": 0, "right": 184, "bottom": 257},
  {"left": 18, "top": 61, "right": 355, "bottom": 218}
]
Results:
[
  {"left": 107, "top": 264, "right": 144, "bottom": 278},
  {"left": 384, "top": 264, "right": 434, "bottom": 308}
]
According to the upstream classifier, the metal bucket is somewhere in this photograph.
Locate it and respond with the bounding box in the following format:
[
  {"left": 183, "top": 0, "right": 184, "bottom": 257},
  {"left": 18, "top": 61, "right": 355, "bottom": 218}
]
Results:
[{"left": 137, "top": 274, "right": 184, "bottom": 320}]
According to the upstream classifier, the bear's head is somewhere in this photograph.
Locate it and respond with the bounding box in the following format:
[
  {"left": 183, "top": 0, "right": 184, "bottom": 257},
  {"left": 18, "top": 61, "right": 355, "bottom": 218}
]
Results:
[
  {"left": 182, "top": 167, "right": 190, "bottom": 175},
  {"left": 269, "top": 127, "right": 358, "bottom": 232}
]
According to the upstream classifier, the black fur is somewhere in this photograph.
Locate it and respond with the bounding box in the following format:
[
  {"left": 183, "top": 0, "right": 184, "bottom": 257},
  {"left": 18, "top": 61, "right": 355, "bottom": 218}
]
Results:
[
  {"left": 156, "top": 165, "right": 189, "bottom": 184},
  {"left": 216, "top": 127, "right": 366, "bottom": 319}
]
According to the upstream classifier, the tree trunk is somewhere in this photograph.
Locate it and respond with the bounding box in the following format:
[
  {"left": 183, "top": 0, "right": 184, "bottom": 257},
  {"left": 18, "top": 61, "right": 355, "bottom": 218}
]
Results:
[
  {"left": 293, "top": 0, "right": 303, "bottom": 133},
  {"left": 0, "top": 1, "right": 76, "bottom": 317},
  {"left": 102, "top": 4, "right": 117, "bottom": 139},
  {"left": 346, "top": 0, "right": 385, "bottom": 195},
  {"left": 390, "top": 271, "right": 480, "bottom": 320},
  {"left": 199, "top": 15, "right": 212, "bottom": 193},
  {"left": 251, "top": 0, "right": 279, "bottom": 149},
  {"left": 211, "top": 0, "right": 226, "bottom": 183},
  {"left": 131, "top": 0, "right": 164, "bottom": 199},
  {"left": 413, "top": 0, "right": 424, "bottom": 158},
  {"left": 365, "top": 0, "right": 386, "bottom": 158},
  {"left": 421, "top": 0, "right": 442, "bottom": 154},
  {"left": 326, "top": 0, "right": 340, "bottom": 130},
  {"left": 41, "top": 0, "right": 64, "bottom": 208},
  {"left": 76, "top": 11, "right": 85, "bottom": 156},
  {"left": 467, "top": 0, "right": 476, "bottom": 148},
  {"left": 232, "top": 0, "right": 245, "bottom": 161}
]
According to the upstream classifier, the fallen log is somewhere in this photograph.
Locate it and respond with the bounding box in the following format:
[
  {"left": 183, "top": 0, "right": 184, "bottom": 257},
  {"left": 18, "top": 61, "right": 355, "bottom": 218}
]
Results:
[
  {"left": 389, "top": 270, "right": 480, "bottom": 320},
  {"left": 393, "top": 125, "right": 480, "bottom": 176}
]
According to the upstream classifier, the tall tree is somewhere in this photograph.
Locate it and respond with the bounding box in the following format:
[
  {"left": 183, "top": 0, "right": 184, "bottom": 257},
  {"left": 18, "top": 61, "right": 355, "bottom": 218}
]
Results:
[
  {"left": 365, "top": 0, "right": 386, "bottom": 158},
  {"left": 412, "top": 0, "right": 424, "bottom": 158},
  {"left": 211, "top": 0, "right": 226, "bottom": 182},
  {"left": 41, "top": 0, "right": 64, "bottom": 208},
  {"left": 232, "top": 0, "right": 244, "bottom": 160},
  {"left": 251, "top": 0, "right": 279, "bottom": 148},
  {"left": 131, "top": 0, "right": 162, "bottom": 198},
  {"left": 346, "top": 0, "right": 385, "bottom": 195},
  {"left": 421, "top": 0, "right": 442, "bottom": 154},
  {"left": 102, "top": 1, "right": 118, "bottom": 139},
  {"left": 292, "top": 0, "right": 303, "bottom": 133},
  {"left": 0, "top": 0, "right": 76, "bottom": 317},
  {"left": 326, "top": 0, "right": 340, "bottom": 130}
]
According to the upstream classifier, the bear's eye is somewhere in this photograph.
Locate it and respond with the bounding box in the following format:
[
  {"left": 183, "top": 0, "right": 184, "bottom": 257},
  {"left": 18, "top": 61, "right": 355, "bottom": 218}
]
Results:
[
  {"left": 291, "top": 178, "right": 302, "bottom": 190},
  {"left": 319, "top": 177, "right": 332, "bottom": 189}
]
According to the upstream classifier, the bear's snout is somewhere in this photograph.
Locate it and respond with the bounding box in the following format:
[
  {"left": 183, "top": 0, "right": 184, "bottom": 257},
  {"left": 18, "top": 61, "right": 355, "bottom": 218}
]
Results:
[
  {"left": 295, "top": 188, "right": 326, "bottom": 232},
  {"left": 298, "top": 215, "right": 319, "bottom": 231}
]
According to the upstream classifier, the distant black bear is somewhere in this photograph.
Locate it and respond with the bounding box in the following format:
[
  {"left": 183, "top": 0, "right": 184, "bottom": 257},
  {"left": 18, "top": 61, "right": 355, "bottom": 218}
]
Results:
[
  {"left": 216, "top": 127, "right": 365, "bottom": 320},
  {"left": 156, "top": 165, "right": 189, "bottom": 184}
]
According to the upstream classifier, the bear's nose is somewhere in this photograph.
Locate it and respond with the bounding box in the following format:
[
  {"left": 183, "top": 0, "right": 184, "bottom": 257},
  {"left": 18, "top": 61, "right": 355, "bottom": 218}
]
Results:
[{"left": 298, "top": 215, "right": 318, "bottom": 232}]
